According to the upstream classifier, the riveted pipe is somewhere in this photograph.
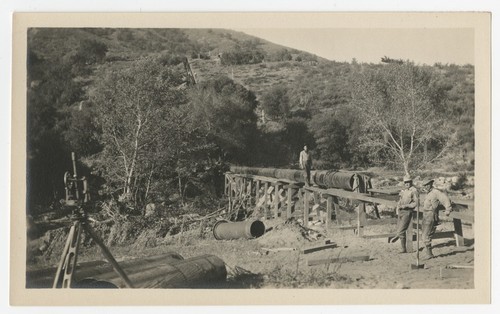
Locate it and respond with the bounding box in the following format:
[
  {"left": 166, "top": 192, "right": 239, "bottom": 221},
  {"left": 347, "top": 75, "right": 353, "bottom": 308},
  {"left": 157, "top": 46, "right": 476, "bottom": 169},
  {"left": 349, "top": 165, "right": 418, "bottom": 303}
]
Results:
[
  {"left": 213, "top": 219, "right": 266, "bottom": 240},
  {"left": 229, "top": 166, "right": 361, "bottom": 191},
  {"left": 26, "top": 253, "right": 227, "bottom": 288}
]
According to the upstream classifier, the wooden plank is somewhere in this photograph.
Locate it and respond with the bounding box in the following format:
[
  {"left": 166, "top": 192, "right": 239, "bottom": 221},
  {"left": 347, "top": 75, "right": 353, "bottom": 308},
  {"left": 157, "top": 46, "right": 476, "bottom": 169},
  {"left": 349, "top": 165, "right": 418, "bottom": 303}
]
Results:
[
  {"left": 255, "top": 180, "right": 260, "bottom": 205},
  {"left": 432, "top": 231, "right": 455, "bottom": 240},
  {"left": 301, "top": 243, "right": 337, "bottom": 254},
  {"left": 251, "top": 175, "right": 282, "bottom": 183},
  {"left": 262, "top": 247, "right": 297, "bottom": 252},
  {"left": 274, "top": 183, "right": 280, "bottom": 218},
  {"left": 326, "top": 196, "right": 333, "bottom": 227},
  {"left": 365, "top": 218, "right": 398, "bottom": 226},
  {"left": 332, "top": 225, "right": 358, "bottom": 230},
  {"left": 333, "top": 196, "right": 342, "bottom": 225},
  {"left": 282, "top": 184, "right": 302, "bottom": 189},
  {"left": 286, "top": 187, "right": 293, "bottom": 219},
  {"left": 363, "top": 233, "right": 398, "bottom": 239},
  {"left": 453, "top": 218, "right": 465, "bottom": 247},
  {"left": 450, "top": 198, "right": 474, "bottom": 207},
  {"left": 357, "top": 202, "right": 365, "bottom": 237},
  {"left": 308, "top": 255, "right": 370, "bottom": 266},
  {"left": 264, "top": 182, "right": 269, "bottom": 217},
  {"left": 367, "top": 187, "right": 401, "bottom": 195},
  {"left": 447, "top": 265, "right": 474, "bottom": 269},
  {"left": 448, "top": 211, "right": 474, "bottom": 223},
  {"left": 304, "top": 186, "right": 398, "bottom": 207},
  {"left": 228, "top": 178, "right": 232, "bottom": 212},
  {"left": 303, "top": 190, "right": 310, "bottom": 223}
]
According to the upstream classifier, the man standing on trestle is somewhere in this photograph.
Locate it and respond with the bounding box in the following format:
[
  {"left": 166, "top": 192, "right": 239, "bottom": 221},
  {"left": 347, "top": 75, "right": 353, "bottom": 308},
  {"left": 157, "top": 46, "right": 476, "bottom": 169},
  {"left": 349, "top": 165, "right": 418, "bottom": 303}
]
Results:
[
  {"left": 395, "top": 175, "right": 419, "bottom": 253},
  {"left": 420, "top": 179, "right": 453, "bottom": 259},
  {"left": 299, "top": 145, "right": 313, "bottom": 186}
]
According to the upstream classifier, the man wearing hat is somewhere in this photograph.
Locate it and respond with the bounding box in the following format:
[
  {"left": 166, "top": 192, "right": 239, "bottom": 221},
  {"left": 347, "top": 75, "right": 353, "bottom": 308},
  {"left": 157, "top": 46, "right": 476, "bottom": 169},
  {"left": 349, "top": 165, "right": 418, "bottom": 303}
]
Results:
[
  {"left": 299, "top": 145, "right": 313, "bottom": 186},
  {"left": 421, "top": 179, "right": 453, "bottom": 259},
  {"left": 395, "top": 174, "right": 420, "bottom": 253}
]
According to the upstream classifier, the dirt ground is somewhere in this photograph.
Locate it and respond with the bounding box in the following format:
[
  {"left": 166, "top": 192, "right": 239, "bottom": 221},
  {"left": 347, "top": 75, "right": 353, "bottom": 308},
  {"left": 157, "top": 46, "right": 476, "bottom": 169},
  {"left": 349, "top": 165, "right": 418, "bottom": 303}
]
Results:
[{"left": 29, "top": 215, "right": 473, "bottom": 289}]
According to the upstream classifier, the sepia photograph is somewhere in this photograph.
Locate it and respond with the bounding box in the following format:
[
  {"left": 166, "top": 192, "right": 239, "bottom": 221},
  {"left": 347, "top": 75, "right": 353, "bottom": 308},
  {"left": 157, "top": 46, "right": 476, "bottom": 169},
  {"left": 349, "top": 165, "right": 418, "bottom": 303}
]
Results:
[{"left": 9, "top": 12, "right": 491, "bottom": 306}]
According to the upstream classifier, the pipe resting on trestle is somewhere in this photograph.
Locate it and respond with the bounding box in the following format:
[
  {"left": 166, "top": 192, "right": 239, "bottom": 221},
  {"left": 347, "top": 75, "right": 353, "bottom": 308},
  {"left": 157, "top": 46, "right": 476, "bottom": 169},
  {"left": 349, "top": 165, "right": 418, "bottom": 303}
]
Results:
[{"left": 229, "top": 166, "right": 365, "bottom": 191}]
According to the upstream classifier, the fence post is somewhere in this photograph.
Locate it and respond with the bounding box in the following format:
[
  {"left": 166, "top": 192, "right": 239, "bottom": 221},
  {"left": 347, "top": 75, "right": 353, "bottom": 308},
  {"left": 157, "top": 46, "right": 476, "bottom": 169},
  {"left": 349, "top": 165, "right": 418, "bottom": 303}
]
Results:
[
  {"left": 326, "top": 196, "right": 333, "bottom": 227},
  {"left": 287, "top": 186, "right": 293, "bottom": 219},
  {"left": 303, "top": 189, "right": 310, "bottom": 225}
]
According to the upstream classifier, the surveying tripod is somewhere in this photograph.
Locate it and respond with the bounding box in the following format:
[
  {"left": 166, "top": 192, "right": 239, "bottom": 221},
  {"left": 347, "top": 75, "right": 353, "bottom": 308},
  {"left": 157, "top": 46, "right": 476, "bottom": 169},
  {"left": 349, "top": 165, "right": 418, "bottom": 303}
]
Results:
[{"left": 53, "top": 152, "right": 134, "bottom": 288}]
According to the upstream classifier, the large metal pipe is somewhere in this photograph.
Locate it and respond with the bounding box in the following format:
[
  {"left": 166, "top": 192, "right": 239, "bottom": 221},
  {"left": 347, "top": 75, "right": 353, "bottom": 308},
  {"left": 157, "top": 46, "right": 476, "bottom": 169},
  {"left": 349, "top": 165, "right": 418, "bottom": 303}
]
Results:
[
  {"left": 27, "top": 252, "right": 184, "bottom": 288},
  {"left": 230, "top": 166, "right": 362, "bottom": 191},
  {"left": 97, "top": 254, "right": 227, "bottom": 288},
  {"left": 26, "top": 253, "right": 227, "bottom": 288},
  {"left": 213, "top": 219, "right": 265, "bottom": 240}
]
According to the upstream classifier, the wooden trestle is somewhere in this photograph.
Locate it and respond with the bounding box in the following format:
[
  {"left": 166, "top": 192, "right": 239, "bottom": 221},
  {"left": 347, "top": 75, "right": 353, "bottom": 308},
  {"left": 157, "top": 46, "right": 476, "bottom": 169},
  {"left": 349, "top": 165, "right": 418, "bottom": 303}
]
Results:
[{"left": 224, "top": 172, "right": 474, "bottom": 252}]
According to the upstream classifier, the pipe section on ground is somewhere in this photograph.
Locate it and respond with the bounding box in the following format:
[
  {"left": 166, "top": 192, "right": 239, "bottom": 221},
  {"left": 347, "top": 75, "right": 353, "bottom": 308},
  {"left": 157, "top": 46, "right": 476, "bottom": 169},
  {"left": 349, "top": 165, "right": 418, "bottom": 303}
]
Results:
[
  {"left": 26, "top": 252, "right": 227, "bottom": 288},
  {"left": 229, "top": 166, "right": 362, "bottom": 191},
  {"left": 213, "top": 219, "right": 265, "bottom": 240}
]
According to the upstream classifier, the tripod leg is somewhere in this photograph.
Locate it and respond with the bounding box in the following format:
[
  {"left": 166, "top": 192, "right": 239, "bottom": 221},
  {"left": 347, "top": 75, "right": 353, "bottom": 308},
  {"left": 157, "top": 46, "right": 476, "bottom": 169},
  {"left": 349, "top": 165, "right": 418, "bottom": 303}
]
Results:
[
  {"left": 82, "top": 223, "right": 134, "bottom": 288},
  {"left": 61, "top": 221, "right": 82, "bottom": 288},
  {"left": 53, "top": 223, "right": 77, "bottom": 288}
]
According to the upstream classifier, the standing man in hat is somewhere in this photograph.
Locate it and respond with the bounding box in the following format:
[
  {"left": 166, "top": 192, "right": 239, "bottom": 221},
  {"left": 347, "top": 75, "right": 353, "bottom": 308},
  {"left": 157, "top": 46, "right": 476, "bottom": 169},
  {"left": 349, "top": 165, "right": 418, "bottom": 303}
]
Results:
[
  {"left": 421, "top": 179, "right": 453, "bottom": 259},
  {"left": 299, "top": 145, "right": 313, "bottom": 186},
  {"left": 394, "top": 175, "right": 420, "bottom": 253}
]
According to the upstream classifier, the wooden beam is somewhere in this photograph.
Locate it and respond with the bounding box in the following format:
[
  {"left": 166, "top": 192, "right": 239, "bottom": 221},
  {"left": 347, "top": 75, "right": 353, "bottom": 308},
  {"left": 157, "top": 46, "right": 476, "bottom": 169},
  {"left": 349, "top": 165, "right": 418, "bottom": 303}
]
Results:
[
  {"left": 307, "top": 255, "right": 370, "bottom": 266},
  {"left": 448, "top": 211, "right": 474, "bottom": 223},
  {"left": 453, "top": 218, "right": 465, "bottom": 247},
  {"left": 326, "top": 196, "right": 333, "bottom": 227},
  {"left": 262, "top": 247, "right": 297, "bottom": 252},
  {"left": 255, "top": 180, "right": 260, "bottom": 205},
  {"left": 357, "top": 202, "right": 366, "bottom": 237},
  {"left": 365, "top": 218, "right": 398, "bottom": 226},
  {"left": 264, "top": 182, "right": 269, "bottom": 217},
  {"left": 333, "top": 196, "right": 342, "bottom": 225},
  {"left": 367, "top": 187, "right": 401, "bottom": 195},
  {"left": 432, "top": 231, "right": 455, "bottom": 240},
  {"left": 446, "top": 265, "right": 474, "bottom": 269},
  {"left": 303, "top": 190, "right": 310, "bottom": 223},
  {"left": 450, "top": 198, "right": 474, "bottom": 207},
  {"left": 274, "top": 183, "right": 280, "bottom": 218},
  {"left": 332, "top": 225, "right": 358, "bottom": 230},
  {"left": 304, "top": 186, "right": 398, "bottom": 207},
  {"left": 287, "top": 187, "right": 293, "bottom": 219},
  {"left": 301, "top": 243, "right": 337, "bottom": 254}
]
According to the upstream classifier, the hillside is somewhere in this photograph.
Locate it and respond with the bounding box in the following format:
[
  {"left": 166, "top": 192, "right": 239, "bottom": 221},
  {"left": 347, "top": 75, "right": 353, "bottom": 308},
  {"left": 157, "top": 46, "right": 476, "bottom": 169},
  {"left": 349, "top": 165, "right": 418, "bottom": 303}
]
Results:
[{"left": 26, "top": 27, "right": 474, "bottom": 210}]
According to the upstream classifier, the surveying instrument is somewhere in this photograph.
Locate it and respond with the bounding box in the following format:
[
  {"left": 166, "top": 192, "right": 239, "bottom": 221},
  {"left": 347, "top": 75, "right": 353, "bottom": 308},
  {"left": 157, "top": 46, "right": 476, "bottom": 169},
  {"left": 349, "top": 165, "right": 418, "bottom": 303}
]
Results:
[{"left": 53, "top": 152, "right": 134, "bottom": 288}]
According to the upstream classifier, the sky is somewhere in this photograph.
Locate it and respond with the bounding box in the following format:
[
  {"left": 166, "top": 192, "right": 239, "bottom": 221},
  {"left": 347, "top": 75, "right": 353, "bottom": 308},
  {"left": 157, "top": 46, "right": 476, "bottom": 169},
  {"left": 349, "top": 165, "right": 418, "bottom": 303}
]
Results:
[{"left": 237, "top": 28, "right": 474, "bottom": 65}]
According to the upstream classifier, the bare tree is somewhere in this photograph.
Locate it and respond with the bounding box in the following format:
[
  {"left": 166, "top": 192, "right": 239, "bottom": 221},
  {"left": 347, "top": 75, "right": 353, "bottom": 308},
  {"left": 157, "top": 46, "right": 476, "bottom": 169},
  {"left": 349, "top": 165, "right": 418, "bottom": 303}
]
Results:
[
  {"left": 91, "top": 57, "right": 185, "bottom": 203},
  {"left": 350, "top": 62, "right": 456, "bottom": 174}
]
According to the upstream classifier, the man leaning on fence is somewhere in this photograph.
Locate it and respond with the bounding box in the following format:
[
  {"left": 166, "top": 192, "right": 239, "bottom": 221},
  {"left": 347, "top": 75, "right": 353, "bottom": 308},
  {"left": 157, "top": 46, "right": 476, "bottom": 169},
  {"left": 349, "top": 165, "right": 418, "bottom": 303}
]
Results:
[{"left": 395, "top": 175, "right": 419, "bottom": 253}]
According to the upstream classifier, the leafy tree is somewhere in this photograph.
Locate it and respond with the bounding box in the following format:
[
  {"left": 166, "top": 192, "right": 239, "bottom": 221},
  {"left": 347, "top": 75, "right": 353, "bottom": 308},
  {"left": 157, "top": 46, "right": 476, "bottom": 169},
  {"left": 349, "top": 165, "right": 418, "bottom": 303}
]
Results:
[
  {"left": 272, "top": 48, "right": 293, "bottom": 61},
  {"left": 350, "top": 62, "right": 455, "bottom": 174},
  {"left": 283, "top": 117, "right": 315, "bottom": 165},
  {"left": 71, "top": 39, "right": 108, "bottom": 65},
  {"left": 27, "top": 50, "right": 86, "bottom": 210},
  {"left": 308, "top": 111, "right": 350, "bottom": 168},
  {"left": 187, "top": 76, "right": 259, "bottom": 164},
  {"left": 261, "top": 85, "right": 290, "bottom": 120}
]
